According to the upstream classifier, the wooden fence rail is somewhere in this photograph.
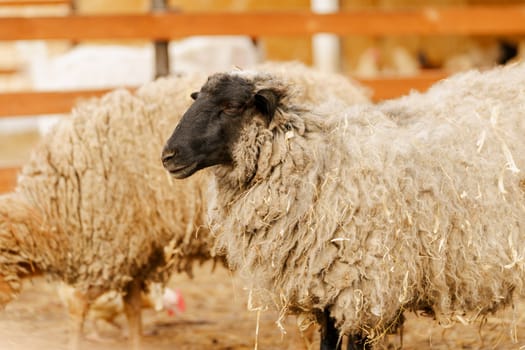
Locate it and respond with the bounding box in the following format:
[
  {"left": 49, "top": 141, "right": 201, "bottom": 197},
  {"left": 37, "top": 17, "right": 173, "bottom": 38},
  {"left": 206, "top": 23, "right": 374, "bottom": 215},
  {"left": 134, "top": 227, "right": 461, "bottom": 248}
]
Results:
[
  {"left": 0, "top": 0, "right": 69, "bottom": 5},
  {"left": 1, "top": 6, "right": 525, "bottom": 40},
  {"left": 0, "top": 167, "right": 19, "bottom": 194},
  {"left": 0, "top": 70, "right": 449, "bottom": 117},
  {"left": 0, "top": 68, "right": 19, "bottom": 75},
  {"left": 0, "top": 88, "right": 121, "bottom": 117}
]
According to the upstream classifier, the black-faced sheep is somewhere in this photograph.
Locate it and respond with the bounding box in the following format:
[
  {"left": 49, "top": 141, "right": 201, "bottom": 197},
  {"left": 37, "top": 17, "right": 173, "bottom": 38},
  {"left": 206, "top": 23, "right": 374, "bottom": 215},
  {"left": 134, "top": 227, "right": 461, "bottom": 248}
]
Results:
[
  {"left": 162, "top": 63, "right": 525, "bottom": 349},
  {"left": 0, "top": 62, "right": 370, "bottom": 350}
]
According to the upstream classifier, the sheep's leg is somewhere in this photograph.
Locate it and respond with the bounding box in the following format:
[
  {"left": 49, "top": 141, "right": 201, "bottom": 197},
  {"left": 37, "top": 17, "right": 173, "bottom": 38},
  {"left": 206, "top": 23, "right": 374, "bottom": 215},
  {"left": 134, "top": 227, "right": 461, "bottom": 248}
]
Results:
[
  {"left": 347, "top": 334, "right": 370, "bottom": 350},
  {"left": 320, "top": 309, "right": 341, "bottom": 350},
  {"left": 123, "top": 279, "right": 143, "bottom": 350},
  {"left": 66, "top": 290, "right": 89, "bottom": 350}
]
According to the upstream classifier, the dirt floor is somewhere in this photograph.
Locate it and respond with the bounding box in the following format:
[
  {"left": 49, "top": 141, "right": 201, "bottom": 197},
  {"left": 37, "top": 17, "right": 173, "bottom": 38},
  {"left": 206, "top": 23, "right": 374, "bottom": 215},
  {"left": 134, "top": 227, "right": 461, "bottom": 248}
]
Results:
[{"left": 1, "top": 262, "right": 525, "bottom": 350}]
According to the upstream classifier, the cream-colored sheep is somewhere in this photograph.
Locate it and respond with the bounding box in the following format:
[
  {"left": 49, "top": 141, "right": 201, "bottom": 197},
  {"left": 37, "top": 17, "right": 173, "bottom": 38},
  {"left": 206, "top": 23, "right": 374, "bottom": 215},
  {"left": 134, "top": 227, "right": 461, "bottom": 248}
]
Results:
[
  {"left": 162, "top": 62, "right": 525, "bottom": 348},
  {"left": 0, "top": 72, "right": 212, "bottom": 350},
  {"left": 0, "top": 62, "right": 370, "bottom": 349}
]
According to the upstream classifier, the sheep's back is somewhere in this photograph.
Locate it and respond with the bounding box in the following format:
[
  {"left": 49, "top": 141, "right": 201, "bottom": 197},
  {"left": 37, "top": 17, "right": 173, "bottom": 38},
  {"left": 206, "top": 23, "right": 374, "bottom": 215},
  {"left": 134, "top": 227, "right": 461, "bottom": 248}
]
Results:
[
  {"left": 255, "top": 61, "right": 371, "bottom": 106},
  {"left": 329, "top": 69, "right": 525, "bottom": 332}
]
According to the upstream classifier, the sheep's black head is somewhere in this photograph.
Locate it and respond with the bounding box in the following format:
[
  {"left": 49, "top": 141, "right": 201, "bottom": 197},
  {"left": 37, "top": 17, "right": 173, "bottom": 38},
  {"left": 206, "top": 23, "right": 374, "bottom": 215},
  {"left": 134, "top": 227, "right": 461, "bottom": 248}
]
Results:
[{"left": 162, "top": 72, "right": 281, "bottom": 179}]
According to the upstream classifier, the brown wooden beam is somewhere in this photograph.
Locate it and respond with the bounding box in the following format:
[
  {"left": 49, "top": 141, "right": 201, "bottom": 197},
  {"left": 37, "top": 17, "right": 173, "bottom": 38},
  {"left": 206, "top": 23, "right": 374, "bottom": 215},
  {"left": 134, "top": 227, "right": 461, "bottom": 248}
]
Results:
[
  {"left": 0, "top": 68, "right": 19, "bottom": 75},
  {"left": 1, "top": 6, "right": 525, "bottom": 40},
  {"left": 0, "top": 88, "right": 125, "bottom": 117},
  {"left": 0, "top": 71, "right": 449, "bottom": 117},
  {"left": 0, "top": 167, "right": 18, "bottom": 194},
  {"left": 359, "top": 70, "right": 449, "bottom": 101},
  {"left": 0, "top": 0, "right": 69, "bottom": 5}
]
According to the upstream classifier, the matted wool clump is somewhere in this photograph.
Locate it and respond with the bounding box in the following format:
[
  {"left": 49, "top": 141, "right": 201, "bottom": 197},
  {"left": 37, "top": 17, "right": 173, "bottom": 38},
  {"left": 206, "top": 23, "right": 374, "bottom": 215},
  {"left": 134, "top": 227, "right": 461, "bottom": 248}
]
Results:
[{"left": 167, "top": 62, "right": 525, "bottom": 342}]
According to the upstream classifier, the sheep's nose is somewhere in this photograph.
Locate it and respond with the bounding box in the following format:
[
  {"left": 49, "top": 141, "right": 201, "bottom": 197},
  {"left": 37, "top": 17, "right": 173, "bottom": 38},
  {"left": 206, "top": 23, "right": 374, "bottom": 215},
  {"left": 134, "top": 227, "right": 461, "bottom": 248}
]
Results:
[{"left": 161, "top": 147, "right": 177, "bottom": 166}]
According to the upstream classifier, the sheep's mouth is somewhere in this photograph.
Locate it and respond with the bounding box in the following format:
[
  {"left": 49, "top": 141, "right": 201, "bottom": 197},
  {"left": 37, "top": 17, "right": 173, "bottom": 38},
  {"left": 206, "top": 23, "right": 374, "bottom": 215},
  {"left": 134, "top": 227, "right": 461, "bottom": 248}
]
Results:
[{"left": 166, "top": 162, "right": 198, "bottom": 179}]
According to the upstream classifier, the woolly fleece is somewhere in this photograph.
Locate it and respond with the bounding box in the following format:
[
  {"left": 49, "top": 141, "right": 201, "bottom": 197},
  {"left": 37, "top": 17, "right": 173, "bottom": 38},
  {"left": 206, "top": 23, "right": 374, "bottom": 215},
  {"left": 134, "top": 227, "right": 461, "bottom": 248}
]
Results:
[
  {"left": 210, "top": 63, "right": 525, "bottom": 340},
  {"left": 0, "top": 72, "right": 212, "bottom": 301}
]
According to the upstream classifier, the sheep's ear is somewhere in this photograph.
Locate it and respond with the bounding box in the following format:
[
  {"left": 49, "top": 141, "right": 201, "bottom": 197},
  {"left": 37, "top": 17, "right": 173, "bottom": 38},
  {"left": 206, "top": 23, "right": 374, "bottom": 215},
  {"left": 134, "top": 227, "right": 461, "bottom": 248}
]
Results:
[
  {"left": 254, "top": 89, "right": 279, "bottom": 121},
  {"left": 190, "top": 92, "right": 199, "bottom": 100}
]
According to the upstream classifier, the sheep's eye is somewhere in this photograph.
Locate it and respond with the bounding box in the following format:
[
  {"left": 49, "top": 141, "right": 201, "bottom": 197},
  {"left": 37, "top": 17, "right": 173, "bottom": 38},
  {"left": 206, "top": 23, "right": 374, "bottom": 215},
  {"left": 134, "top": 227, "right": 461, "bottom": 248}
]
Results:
[
  {"left": 190, "top": 92, "right": 199, "bottom": 100},
  {"left": 222, "top": 107, "right": 238, "bottom": 116},
  {"left": 222, "top": 103, "right": 242, "bottom": 116}
]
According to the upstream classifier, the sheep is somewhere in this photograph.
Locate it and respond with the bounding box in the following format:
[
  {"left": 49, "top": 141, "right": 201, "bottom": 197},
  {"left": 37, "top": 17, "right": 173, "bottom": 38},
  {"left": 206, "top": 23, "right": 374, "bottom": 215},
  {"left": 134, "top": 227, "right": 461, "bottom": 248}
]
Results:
[
  {"left": 0, "top": 62, "right": 370, "bottom": 349},
  {"left": 0, "top": 72, "right": 213, "bottom": 350},
  {"left": 161, "top": 62, "right": 525, "bottom": 349}
]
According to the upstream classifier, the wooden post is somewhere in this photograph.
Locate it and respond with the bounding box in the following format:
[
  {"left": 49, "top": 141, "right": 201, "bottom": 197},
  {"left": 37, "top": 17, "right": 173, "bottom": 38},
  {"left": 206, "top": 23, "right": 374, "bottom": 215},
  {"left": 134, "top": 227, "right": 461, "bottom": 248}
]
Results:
[{"left": 151, "top": 0, "right": 170, "bottom": 78}]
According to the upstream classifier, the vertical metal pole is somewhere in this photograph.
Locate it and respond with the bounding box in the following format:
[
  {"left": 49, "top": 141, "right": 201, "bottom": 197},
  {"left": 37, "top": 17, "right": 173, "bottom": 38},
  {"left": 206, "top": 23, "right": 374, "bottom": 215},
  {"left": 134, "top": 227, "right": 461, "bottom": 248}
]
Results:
[{"left": 151, "top": 0, "right": 170, "bottom": 78}]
